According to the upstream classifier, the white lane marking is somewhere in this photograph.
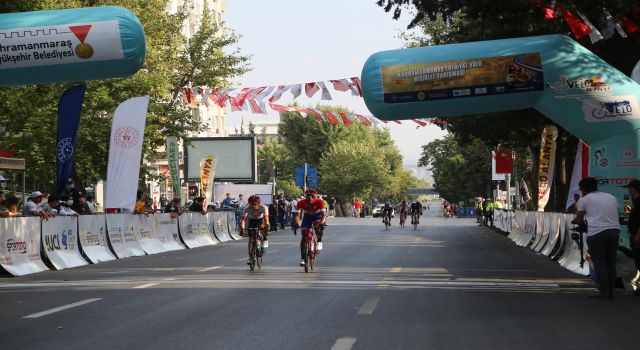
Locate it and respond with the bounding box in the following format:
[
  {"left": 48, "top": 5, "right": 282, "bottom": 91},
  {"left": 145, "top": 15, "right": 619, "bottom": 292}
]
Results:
[
  {"left": 132, "top": 283, "right": 158, "bottom": 289},
  {"left": 390, "top": 267, "right": 402, "bottom": 273},
  {"left": 358, "top": 296, "right": 381, "bottom": 315},
  {"left": 23, "top": 298, "right": 102, "bottom": 319},
  {"left": 331, "top": 337, "right": 357, "bottom": 350},
  {"left": 163, "top": 278, "right": 176, "bottom": 281},
  {"left": 0, "top": 279, "right": 561, "bottom": 289},
  {"left": 199, "top": 265, "right": 223, "bottom": 272}
]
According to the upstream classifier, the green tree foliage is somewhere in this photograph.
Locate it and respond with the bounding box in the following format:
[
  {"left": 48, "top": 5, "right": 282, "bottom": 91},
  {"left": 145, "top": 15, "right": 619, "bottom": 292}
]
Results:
[
  {"left": 319, "top": 140, "right": 389, "bottom": 203},
  {"left": 0, "top": 0, "right": 249, "bottom": 192},
  {"left": 419, "top": 135, "right": 492, "bottom": 204},
  {"left": 277, "top": 109, "right": 421, "bottom": 201},
  {"left": 379, "top": 0, "right": 640, "bottom": 210}
]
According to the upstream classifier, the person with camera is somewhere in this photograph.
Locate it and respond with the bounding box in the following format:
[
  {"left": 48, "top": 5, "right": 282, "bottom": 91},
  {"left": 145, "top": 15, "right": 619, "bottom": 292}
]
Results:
[
  {"left": 572, "top": 177, "right": 620, "bottom": 299},
  {"left": 623, "top": 180, "right": 640, "bottom": 296}
]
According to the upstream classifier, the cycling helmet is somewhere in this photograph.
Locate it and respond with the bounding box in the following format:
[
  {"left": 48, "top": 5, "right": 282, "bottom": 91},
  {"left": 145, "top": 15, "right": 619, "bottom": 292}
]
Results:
[
  {"left": 305, "top": 188, "right": 318, "bottom": 196},
  {"left": 248, "top": 195, "right": 261, "bottom": 205}
]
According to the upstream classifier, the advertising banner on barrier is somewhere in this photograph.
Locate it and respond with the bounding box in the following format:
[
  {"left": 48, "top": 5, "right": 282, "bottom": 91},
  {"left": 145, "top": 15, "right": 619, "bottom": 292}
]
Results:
[
  {"left": 153, "top": 213, "right": 185, "bottom": 251},
  {"left": 537, "top": 125, "right": 558, "bottom": 211},
  {"left": 0, "top": 217, "right": 48, "bottom": 276},
  {"left": 227, "top": 211, "right": 243, "bottom": 240},
  {"left": 42, "top": 215, "right": 88, "bottom": 270},
  {"left": 106, "top": 213, "right": 145, "bottom": 258},
  {"left": 178, "top": 212, "right": 218, "bottom": 248},
  {"left": 209, "top": 212, "right": 232, "bottom": 242},
  {"left": 78, "top": 214, "right": 116, "bottom": 263},
  {"left": 133, "top": 214, "right": 167, "bottom": 255}
]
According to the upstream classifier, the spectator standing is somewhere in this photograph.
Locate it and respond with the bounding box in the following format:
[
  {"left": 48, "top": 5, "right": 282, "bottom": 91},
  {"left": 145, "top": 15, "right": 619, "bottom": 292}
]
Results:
[
  {"left": 222, "top": 193, "right": 234, "bottom": 208},
  {"left": 277, "top": 195, "right": 287, "bottom": 229},
  {"left": 291, "top": 196, "right": 299, "bottom": 234},
  {"left": 188, "top": 196, "right": 206, "bottom": 214},
  {"left": 164, "top": 197, "right": 183, "bottom": 217},
  {"left": 236, "top": 194, "right": 247, "bottom": 209},
  {"left": 86, "top": 195, "right": 97, "bottom": 214},
  {"left": 327, "top": 196, "right": 336, "bottom": 218},
  {"left": 353, "top": 199, "right": 362, "bottom": 218},
  {"left": 57, "top": 195, "right": 79, "bottom": 216},
  {"left": 71, "top": 192, "right": 92, "bottom": 215},
  {"left": 623, "top": 180, "right": 640, "bottom": 296},
  {"left": 23, "top": 191, "right": 48, "bottom": 218},
  {"left": 572, "top": 177, "right": 620, "bottom": 299},
  {"left": 268, "top": 197, "right": 278, "bottom": 232}
]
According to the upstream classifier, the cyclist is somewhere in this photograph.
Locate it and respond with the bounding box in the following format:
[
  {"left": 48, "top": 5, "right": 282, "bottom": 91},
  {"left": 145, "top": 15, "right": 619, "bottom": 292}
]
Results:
[
  {"left": 240, "top": 195, "right": 270, "bottom": 265},
  {"left": 443, "top": 201, "right": 451, "bottom": 217},
  {"left": 410, "top": 200, "right": 423, "bottom": 225},
  {"left": 398, "top": 200, "right": 408, "bottom": 224},
  {"left": 382, "top": 202, "right": 393, "bottom": 226},
  {"left": 294, "top": 188, "right": 326, "bottom": 266}
]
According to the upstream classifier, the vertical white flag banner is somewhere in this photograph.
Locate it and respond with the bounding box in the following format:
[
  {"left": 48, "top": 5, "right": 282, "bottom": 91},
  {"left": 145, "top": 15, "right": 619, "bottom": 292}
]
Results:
[
  {"left": 566, "top": 140, "right": 590, "bottom": 210},
  {"left": 537, "top": 125, "right": 558, "bottom": 212},
  {"left": 105, "top": 96, "right": 149, "bottom": 211}
]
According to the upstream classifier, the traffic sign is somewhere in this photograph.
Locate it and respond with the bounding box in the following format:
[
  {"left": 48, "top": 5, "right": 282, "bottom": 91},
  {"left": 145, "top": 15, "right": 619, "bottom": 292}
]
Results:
[{"left": 294, "top": 165, "right": 317, "bottom": 187}]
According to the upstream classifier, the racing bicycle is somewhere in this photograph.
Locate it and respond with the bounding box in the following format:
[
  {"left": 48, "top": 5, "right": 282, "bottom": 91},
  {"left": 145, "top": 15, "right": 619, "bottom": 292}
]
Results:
[
  {"left": 383, "top": 212, "right": 391, "bottom": 230},
  {"left": 244, "top": 227, "right": 264, "bottom": 271},
  {"left": 399, "top": 210, "right": 407, "bottom": 227},
  {"left": 411, "top": 211, "right": 420, "bottom": 230},
  {"left": 302, "top": 222, "right": 323, "bottom": 273}
]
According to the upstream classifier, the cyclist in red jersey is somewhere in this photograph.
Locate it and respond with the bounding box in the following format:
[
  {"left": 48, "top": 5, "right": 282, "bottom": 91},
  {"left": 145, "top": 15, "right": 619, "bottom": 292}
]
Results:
[{"left": 293, "top": 188, "right": 326, "bottom": 266}]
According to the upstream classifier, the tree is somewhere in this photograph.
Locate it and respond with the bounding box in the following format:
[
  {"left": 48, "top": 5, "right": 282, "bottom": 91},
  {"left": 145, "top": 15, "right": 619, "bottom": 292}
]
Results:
[
  {"left": 0, "top": 0, "right": 250, "bottom": 192},
  {"left": 319, "top": 140, "right": 389, "bottom": 203},
  {"left": 419, "top": 135, "right": 492, "bottom": 204}
]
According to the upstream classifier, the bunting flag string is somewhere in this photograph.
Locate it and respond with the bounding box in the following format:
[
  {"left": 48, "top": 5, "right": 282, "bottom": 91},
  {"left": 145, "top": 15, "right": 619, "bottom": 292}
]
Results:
[
  {"left": 530, "top": 1, "right": 638, "bottom": 41},
  {"left": 179, "top": 75, "right": 447, "bottom": 129},
  {"left": 181, "top": 75, "right": 363, "bottom": 109}
]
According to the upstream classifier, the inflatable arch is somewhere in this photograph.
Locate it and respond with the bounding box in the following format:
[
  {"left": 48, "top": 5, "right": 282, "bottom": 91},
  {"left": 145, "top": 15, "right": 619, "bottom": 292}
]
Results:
[
  {"left": 362, "top": 34, "right": 639, "bottom": 240},
  {"left": 0, "top": 6, "right": 145, "bottom": 86}
]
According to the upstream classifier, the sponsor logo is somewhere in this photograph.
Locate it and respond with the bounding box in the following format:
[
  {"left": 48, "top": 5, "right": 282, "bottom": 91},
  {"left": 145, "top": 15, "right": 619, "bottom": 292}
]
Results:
[
  {"left": 453, "top": 89, "right": 471, "bottom": 97},
  {"left": 114, "top": 126, "right": 141, "bottom": 148},
  {"left": 493, "top": 86, "right": 506, "bottom": 93},
  {"left": 595, "top": 177, "right": 639, "bottom": 187},
  {"left": 616, "top": 148, "right": 640, "bottom": 167},
  {"left": 44, "top": 234, "right": 61, "bottom": 251},
  {"left": 591, "top": 148, "right": 608, "bottom": 168},
  {"left": 417, "top": 91, "right": 426, "bottom": 101},
  {"left": 582, "top": 95, "right": 640, "bottom": 123},
  {"left": 6, "top": 239, "right": 27, "bottom": 254},
  {"left": 547, "top": 75, "right": 612, "bottom": 97},
  {"left": 56, "top": 137, "right": 74, "bottom": 162},
  {"left": 474, "top": 87, "right": 487, "bottom": 95}
]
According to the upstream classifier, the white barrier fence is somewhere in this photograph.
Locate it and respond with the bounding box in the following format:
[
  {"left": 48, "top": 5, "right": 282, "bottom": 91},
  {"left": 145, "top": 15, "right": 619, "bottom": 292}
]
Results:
[
  {"left": 42, "top": 216, "right": 88, "bottom": 270},
  {"left": 494, "top": 209, "right": 589, "bottom": 276},
  {"left": 0, "top": 217, "right": 48, "bottom": 276},
  {"left": 0, "top": 211, "right": 243, "bottom": 277},
  {"left": 78, "top": 214, "right": 117, "bottom": 264}
]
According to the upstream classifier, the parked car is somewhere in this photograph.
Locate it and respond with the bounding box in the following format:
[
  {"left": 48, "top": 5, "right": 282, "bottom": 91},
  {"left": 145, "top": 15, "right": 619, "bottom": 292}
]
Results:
[{"left": 372, "top": 204, "right": 395, "bottom": 218}]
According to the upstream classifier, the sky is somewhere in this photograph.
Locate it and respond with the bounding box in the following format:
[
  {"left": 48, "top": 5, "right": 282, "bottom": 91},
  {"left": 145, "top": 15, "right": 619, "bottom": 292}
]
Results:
[{"left": 223, "top": 0, "right": 447, "bottom": 166}]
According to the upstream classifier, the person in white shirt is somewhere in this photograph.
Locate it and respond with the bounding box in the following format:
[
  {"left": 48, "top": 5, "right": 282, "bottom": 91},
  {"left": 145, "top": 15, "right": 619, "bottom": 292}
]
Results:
[
  {"left": 290, "top": 196, "right": 299, "bottom": 235},
  {"left": 86, "top": 195, "right": 96, "bottom": 214},
  {"left": 572, "top": 177, "right": 620, "bottom": 299},
  {"left": 236, "top": 194, "right": 247, "bottom": 209},
  {"left": 23, "top": 191, "right": 49, "bottom": 218},
  {"left": 41, "top": 194, "right": 78, "bottom": 216}
]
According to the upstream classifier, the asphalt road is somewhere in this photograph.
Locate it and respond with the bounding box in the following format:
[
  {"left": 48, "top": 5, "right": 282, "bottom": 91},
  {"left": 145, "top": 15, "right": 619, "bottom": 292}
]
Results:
[{"left": 1, "top": 206, "right": 639, "bottom": 350}]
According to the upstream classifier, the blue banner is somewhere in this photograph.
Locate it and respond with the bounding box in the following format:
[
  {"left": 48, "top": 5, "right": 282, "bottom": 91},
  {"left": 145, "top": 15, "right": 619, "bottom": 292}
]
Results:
[{"left": 56, "top": 85, "right": 86, "bottom": 195}]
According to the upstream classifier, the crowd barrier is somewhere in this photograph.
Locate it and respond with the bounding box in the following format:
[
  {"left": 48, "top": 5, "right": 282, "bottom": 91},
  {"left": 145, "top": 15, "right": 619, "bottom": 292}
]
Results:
[
  {"left": 0, "top": 217, "right": 48, "bottom": 276},
  {"left": 0, "top": 211, "right": 243, "bottom": 276},
  {"left": 227, "top": 210, "right": 243, "bottom": 240},
  {"left": 42, "top": 216, "right": 88, "bottom": 270},
  {"left": 455, "top": 207, "right": 476, "bottom": 218},
  {"left": 78, "top": 214, "right": 117, "bottom": 264},
  {"left": 494, "top": 209, "right": 589, "bottom": 276},
  {"left": 177, "top": 212, "right": 219, "bottom": 248},
  {"left": 209, "top": 212, "right": 232, "bottom": 242}
]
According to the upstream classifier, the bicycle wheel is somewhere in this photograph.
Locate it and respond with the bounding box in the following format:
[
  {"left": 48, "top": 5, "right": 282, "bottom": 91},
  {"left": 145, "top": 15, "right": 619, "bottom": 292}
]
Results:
[
  {"left": 248, "top": 234, "right": 256, "bottom": 271},
  {"left": 309, "top": 248, "right": 315, "bottom": 271},
  {"left": 256, "top": 241, "right": 263, "bottom": 270}
]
